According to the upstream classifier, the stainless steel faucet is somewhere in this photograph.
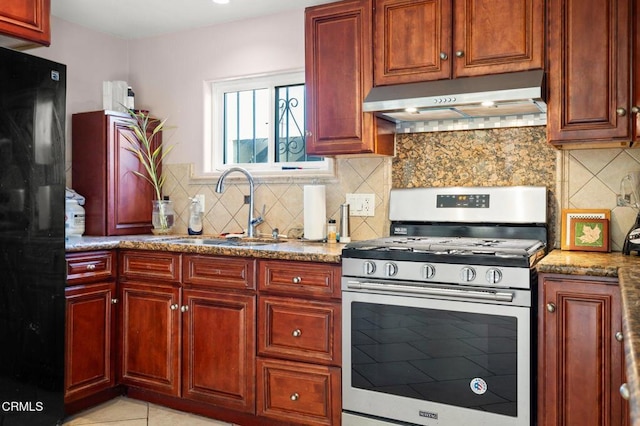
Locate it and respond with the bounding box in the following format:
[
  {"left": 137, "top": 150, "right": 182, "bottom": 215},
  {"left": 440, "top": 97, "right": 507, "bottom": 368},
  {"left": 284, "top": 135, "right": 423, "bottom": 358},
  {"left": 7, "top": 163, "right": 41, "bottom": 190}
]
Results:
[{"left": 215, "top": 167, "right": 263, "bottom": 238}]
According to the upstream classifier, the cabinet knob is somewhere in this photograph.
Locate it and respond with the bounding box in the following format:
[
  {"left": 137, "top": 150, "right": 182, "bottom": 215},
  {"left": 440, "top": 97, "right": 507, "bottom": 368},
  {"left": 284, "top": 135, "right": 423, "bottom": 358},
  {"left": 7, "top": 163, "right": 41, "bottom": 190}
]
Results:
[
  {"left": 620, "top": 383, "right": 630, "bottom": 400},
  {"left": 615, "top": 331, "right": 624, "bottom": 342},
  {"left": 181, "top": 305, "right": 189, "bottom": 313},
  {"left": 111, "top": 298, "right": 118, "bottom": 304},
  {"left": 86, "top": 264, "right": 96, "bottom": 271},
  {"left": 305, "top": 130, "right": 312, "bottom": 137},
  {"left": 439, "top": 52, "right": 448, "bottom": 60},
  {"left": 290, "top": 392, "right": 299, "bottom": 401},
  {"left": 292, "top": 276, "right": 302, "bottom": 284},
  {"left": 292, "top": 329, "right": 302, "bottom": 337},
  {"left": 616, "top": 107, "right": 627, "bottom": 116},
  {"left": 546, "top": 302, "right": 556, "bottom": 313},
  {"left": 632, "top": 106, "right": 640, "bottom": 114},
  {"left": 170, "top": 304, "right": 179, "bottom": 310},
  {"left": 455, "top": 50, "right": 465, "bottom": 58}
]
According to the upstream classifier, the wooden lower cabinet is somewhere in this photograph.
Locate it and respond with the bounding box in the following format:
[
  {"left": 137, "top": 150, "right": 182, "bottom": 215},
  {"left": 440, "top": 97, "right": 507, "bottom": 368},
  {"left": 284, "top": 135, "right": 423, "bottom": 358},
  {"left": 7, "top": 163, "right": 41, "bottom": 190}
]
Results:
[
  {"left": 257, "top": 259, "right": 342, "bottom": 425},
  {"left": 257, "top": 358, "right": 341, "bottom": 426},
  {"left": 538, "top": 274, "right": 629, "bottom": 426},
  {"left": 65, "top": 250, "right": 118, "bottom": 412},
  {"left": 119, "top": 281, "right": 181, "bottom": 396},
  {"left": 181, "top": 288, "right": 256, "bottom": 413},
  {"left": 65, "top": 282, "right": 117, "bottom": 403}
]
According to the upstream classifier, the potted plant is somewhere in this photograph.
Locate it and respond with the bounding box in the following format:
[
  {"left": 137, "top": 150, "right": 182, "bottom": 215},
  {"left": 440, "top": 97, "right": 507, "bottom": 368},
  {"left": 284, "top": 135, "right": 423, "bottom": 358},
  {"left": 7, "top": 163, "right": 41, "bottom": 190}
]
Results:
[{"left": 123, "top": 108, "right": 175, "bottom": 234}]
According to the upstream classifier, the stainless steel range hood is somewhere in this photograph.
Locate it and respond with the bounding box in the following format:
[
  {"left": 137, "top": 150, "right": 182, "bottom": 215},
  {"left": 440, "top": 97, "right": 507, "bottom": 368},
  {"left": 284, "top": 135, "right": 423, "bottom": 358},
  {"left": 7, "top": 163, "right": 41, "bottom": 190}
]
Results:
[{"left": 363, "top": 70, "right": 546, "bottom": 122}]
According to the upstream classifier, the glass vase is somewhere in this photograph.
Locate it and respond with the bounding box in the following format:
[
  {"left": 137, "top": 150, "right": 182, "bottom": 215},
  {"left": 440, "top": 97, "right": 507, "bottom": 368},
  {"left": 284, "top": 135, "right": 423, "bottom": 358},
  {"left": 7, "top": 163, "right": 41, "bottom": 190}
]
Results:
[{"left": 152, "top": 199, "right": 174, "bottom": 234}]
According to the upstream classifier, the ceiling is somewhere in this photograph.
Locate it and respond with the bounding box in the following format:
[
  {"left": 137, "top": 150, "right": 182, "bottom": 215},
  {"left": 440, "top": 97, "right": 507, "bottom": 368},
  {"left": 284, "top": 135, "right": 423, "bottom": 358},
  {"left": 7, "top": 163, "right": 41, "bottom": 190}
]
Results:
[{"left": 51, "top": 0, "right": 333, "bottom": 39}]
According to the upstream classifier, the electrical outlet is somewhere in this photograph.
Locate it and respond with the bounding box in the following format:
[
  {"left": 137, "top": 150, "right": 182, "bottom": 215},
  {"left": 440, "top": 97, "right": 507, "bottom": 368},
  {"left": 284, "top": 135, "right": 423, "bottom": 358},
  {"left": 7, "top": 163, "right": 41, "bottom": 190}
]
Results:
[
  {"left": 194, "top": 194, "right": 205, "bottom": 211},
  {"left": 345, "top": 193, "right": 375, "bottom": 217}
]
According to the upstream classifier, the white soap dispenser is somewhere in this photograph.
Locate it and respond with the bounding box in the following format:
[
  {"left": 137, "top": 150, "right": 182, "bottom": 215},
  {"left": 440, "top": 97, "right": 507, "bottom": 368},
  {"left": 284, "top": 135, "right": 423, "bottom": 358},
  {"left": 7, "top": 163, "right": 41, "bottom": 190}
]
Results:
[{"left": 188, "top": 197, "right": 203, "bottom": 235}]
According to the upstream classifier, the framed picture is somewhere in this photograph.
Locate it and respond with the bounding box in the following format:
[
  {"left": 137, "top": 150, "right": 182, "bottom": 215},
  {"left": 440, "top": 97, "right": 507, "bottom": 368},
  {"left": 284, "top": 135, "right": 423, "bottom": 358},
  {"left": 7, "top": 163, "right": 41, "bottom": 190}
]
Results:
[
  {"left": 568, "top": 218, "right": 610, "bottom": 252},
  {"left": 561, "top": 209, "right": 611, "bottom": 250}
]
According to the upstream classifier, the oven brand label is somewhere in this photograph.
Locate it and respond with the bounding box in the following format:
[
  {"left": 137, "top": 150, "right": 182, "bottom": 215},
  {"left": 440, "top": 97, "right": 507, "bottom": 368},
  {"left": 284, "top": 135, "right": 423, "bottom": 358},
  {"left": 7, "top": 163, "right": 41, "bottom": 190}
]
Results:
[
  {"left": 470, "top": 377, "right": 488, "bottom": 395},
  {"left": 419, "top": 410, "right": 438, "bottom": 419}
]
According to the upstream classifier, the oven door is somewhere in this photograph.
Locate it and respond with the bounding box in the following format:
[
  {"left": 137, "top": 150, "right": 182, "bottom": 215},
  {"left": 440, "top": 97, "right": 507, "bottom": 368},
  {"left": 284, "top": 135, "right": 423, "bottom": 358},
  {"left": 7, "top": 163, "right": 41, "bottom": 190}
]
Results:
[{"left": 342, "top": 280, "right": 532, "bottom": 426}]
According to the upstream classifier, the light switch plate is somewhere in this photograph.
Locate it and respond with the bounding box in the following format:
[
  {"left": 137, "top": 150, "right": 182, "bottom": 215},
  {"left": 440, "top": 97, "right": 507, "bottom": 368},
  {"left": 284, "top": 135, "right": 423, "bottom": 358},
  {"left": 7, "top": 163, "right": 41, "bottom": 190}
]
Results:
[{"left": 346, "top": 193, "right": 375, "bottom": 216}]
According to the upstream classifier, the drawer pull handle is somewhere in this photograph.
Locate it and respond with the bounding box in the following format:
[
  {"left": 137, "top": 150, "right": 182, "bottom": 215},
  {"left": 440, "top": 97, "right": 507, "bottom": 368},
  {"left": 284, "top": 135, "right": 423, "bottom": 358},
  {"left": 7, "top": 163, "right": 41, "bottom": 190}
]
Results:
[
  {"left": 111, "top": 298, "right": 118, "bottom": 304},
  {"left": 290, "top": 392, "right": 299, "bottom": 401},
  {"left": 170, "top": 304, "right": 179, "bottom": 310},
  {"left": 292, "top": 329, "right": 302, "bottom": 337},
  {"left": 86, "top": 264, "right": 96, "bottom": 271},
  {"left": 180, "top": 305, "right": 189, "bottom": 313},
  {"left": 546, "top": 303, "right": 556, "bottom": 313},
  {"left": 292, "top": 276, "right": 302, "bottom": 284},
  {"left": 615, "top": 331, "right": 624, "bottom": 342}
]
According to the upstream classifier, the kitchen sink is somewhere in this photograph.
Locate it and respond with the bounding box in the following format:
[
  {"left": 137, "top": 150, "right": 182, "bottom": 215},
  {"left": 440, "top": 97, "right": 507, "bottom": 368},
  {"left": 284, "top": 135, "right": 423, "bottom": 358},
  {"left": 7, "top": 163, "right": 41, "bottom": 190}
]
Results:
[{"left": 169, "top": 237, "right": 283, "bottom": 247}]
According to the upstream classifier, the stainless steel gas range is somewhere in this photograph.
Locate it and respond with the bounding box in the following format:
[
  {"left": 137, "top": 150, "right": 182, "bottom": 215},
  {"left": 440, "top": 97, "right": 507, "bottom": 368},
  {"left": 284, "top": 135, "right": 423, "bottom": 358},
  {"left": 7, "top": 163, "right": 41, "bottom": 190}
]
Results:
[{"left": 341, "top": 186, "right": 547, "bottom": 426}]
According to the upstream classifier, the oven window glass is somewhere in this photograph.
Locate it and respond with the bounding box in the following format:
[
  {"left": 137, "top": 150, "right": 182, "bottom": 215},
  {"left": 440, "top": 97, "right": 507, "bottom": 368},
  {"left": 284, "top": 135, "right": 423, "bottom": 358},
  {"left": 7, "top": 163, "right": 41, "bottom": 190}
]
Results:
[{"left": 351, "top": 302, "right": 518, "bottom": 417}]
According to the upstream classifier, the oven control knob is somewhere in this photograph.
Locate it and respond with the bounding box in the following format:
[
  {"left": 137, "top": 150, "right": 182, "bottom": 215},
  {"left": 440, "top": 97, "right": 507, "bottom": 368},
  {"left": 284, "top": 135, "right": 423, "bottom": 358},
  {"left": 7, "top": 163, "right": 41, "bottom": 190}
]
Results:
[
  {"left": 486, "top": 268, "right": 503, "bottom": 284},
  {"left": 384, "top": 262, "right": 398, "bottom": 277},
  {"left": 422, "top": 264, "right": 436, "bottom": 280},
  {"left": 460, "top": 266, "right": 476, "bottom": 282},
  {"left": 363, "top": 261, "right": 376, "bottom": 275}
]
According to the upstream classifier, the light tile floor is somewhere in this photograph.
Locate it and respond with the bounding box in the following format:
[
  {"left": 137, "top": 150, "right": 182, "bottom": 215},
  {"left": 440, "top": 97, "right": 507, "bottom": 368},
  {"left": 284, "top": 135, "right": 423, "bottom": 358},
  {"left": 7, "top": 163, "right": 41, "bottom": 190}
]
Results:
[{"left": 63, "top": 396, "right": 234, "bottom": 425}]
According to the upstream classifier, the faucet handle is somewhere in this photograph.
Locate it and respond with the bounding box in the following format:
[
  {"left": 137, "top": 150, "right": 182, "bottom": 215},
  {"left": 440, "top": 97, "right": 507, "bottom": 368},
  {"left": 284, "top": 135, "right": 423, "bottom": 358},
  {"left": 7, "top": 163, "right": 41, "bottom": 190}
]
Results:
[{"left": 251, "top": 204, "right": 266, "bottom": 226}]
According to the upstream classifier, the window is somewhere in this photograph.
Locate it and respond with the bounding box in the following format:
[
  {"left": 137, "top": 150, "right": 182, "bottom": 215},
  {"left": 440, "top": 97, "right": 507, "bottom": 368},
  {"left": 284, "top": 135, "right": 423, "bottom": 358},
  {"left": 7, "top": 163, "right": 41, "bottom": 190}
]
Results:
[{"left": 207, "top": 71, "right": 328, "bottom": 174}]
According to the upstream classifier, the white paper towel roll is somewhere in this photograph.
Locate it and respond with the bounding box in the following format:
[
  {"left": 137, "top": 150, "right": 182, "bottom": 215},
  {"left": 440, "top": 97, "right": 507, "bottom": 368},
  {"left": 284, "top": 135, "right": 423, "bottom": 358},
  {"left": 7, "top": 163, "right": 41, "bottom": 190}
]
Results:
[{"left": 304, "top": 185, "right": 326, "bottom": 240}]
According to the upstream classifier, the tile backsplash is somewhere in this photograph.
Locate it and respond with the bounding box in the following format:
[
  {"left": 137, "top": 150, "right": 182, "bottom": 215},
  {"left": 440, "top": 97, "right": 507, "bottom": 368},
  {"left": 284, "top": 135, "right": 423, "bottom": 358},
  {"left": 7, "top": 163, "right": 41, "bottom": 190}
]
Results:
[{"left": 155, "top": 127, "right": 639, "bottom": 251}]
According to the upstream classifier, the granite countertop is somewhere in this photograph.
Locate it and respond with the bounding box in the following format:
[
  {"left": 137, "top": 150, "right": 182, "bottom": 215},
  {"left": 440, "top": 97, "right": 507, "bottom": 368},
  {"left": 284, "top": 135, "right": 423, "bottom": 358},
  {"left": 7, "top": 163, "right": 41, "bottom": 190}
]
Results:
[
  {"left": 65, "top": 234, "right": 345, "bottom": 263},
  {"left": 538, "top": 250, "right": 640, "bottom": 423}
]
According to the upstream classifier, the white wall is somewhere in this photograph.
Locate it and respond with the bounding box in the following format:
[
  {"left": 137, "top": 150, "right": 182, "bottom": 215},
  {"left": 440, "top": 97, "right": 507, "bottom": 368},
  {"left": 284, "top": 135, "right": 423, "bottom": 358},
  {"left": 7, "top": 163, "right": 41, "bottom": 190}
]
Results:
[
  {"left": 29, "top": 16, "right": 130, "bottom": 180},
  {"left": 127, "top": 9, "right": 306, "bottom": 173}
]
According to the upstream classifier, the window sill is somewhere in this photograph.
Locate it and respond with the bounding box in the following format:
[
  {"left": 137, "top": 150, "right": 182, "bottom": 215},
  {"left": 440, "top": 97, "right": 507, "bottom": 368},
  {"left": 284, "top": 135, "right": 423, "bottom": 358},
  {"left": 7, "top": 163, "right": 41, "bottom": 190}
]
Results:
[{"left": 186, "top": 161, "right": 338, "bottom": 186}]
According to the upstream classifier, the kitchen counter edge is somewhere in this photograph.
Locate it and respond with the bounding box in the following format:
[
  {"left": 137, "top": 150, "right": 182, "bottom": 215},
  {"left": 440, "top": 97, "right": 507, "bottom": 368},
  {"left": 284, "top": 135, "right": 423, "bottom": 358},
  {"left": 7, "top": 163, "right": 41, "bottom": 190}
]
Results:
[
  {"left": 538, "top": 249, "right": 640, "bottom": 423},
  {"left": 65, "top": 235, "right": 344, "bottom": 263}
]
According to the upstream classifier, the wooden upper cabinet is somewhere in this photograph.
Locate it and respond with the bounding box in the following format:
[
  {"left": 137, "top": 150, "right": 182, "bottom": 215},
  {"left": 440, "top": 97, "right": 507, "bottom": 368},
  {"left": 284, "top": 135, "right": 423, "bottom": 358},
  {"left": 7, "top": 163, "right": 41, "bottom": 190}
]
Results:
[
  {"left": 0, "top": 0, "right": 50, "bottom": 47},
  {"left": 374, "top": 0, "right": 451, "bottom": 84},
  {"left": 547, "top": 0, "right": 635, "bottom": 147},
  {"left": 452, "top": 0, "right": 544, "bottom": 77},
  {"left": 373, "top": 0, "right": 544, "bottom": 85},
  {"left": 72, "top": 111, "right": 161, "bottom": 236},
  {"left": 305, "top": 0, "right": 395, "bottom": 156}
]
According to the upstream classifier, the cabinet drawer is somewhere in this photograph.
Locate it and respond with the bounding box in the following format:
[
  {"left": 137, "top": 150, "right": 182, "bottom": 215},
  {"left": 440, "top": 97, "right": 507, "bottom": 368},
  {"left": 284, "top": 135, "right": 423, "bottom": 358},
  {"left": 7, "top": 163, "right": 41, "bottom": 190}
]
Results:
[
  {"left": 66, "top": 251, "right": 115, "bottom": 284},
  {"left": 257, "top": 358, "right": 341, "bottom": 426},
  {"left": 183, "top": 255, "right": 255, "bottom": 290},
  {"left": 258, "top": 260, "right": 341, "bottom": 299},
  {"left": 119, "top": 250, "right": 181, "bottom": 282},
  {"left": 259, "top": 295, "right": 340, "bottom": 365}
]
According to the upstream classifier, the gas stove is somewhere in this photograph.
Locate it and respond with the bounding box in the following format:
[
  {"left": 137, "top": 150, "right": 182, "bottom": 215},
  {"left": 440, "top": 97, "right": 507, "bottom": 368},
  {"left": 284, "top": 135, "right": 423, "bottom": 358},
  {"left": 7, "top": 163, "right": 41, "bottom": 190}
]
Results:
[
  {"left": 342, "top": 186, "right": 548, "bottom": 289},
  {"left": 342, "top": 236, "right": 546, "bottom": 267}
]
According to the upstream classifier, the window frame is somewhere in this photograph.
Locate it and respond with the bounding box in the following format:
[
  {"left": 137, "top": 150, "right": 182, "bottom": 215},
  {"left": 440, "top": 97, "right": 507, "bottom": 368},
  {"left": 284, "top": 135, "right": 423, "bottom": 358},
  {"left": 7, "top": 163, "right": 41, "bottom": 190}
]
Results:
[{"left": 204, "top": 70, "right": 333, "bottom": 178}]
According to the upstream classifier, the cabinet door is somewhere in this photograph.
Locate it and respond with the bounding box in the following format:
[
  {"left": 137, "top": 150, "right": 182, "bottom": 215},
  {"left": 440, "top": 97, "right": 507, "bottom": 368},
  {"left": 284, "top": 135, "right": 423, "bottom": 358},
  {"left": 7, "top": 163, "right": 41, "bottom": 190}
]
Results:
[
  {"left": 374, "top": 0, "right": 451, "bottom": 85},
  {"left": 119, "top": 282, "right": 181, "bottom": 396},
  {"left": 453, "top": 0, "right": 543, "bottom": 77},
  {"left": 305, "top": 0, "right": 381, "bottom": 155},
  {"left": 0, "top": 0, "right": 50, "bottom": 46},
  {"left": 539, "top": 275, "right": 626, "bottom": 426},
  {"left": 65, "top": 282, "right": 116, "bottom": 403},
  {"left": 547, "top": 0, "right": 632, "bottom": 146},
  {"left": 108, "top": 114, "right": 157, "bottom": 235},
  {"left": 181, "top": 289, "right": 256, "bottom": 413}
]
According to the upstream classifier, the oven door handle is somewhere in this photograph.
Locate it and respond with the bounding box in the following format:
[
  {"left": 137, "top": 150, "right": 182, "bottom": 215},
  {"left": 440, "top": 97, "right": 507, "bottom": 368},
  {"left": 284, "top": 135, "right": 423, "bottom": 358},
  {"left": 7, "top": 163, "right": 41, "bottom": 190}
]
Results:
[{"left": 347, "top": 281, "right": 514, "bottom": 302}]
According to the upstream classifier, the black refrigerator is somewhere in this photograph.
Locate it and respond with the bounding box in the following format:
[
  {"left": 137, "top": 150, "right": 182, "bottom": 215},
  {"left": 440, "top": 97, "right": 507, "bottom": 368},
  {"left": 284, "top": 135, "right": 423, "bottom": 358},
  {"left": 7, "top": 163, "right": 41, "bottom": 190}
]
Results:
[{"left": 0, "top": 47, "right": 66, "bottom": 425}]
